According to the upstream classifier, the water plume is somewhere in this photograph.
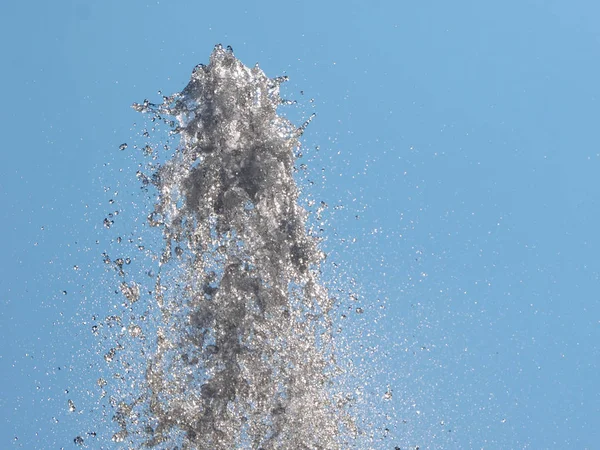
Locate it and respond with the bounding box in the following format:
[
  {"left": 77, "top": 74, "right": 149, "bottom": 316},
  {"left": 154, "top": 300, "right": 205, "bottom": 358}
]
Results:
[{"left": 109, "top": 45, "right": 350, "bottom": 449}]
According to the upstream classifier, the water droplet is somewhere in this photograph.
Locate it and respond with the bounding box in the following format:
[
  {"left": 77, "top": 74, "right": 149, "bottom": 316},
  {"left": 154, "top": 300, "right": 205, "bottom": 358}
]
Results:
[
  {"left": 68, "top": 399, "right": 76, "bottom": 412},
  {"left": 120, "top": 282, "right": 140, "bottom": 303},
  {"left": 119, "top": 143, "right": 128, "bottom": 151},
  {"left": 104, "top": 348, "right": 116, "bottom": 363},
  {"left": 112, "top": 430, "right": 127, "bottom": 442},
  {"left": 193, "top": 63, "right": 205, "bottom": 75},
  {"left": 383, "top": 388, "right": 393, "bottom": 401},
  {"left": 73, "top": 436, "right": 84, "bottom": 445},
  {"left": 128, "top": 324, "right": 142, "bottom": 338}
]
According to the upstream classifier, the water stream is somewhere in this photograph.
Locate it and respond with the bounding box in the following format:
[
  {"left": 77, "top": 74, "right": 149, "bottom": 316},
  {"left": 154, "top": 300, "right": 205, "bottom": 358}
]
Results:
[{"left": 103, "top": 45, "right": 354, "bottom": 449}]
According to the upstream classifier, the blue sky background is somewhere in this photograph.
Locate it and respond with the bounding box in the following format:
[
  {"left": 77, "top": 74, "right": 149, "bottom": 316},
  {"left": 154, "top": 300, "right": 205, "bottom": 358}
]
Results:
[{"left": 2, "top": 1, "right": 600, "bottom": 448}]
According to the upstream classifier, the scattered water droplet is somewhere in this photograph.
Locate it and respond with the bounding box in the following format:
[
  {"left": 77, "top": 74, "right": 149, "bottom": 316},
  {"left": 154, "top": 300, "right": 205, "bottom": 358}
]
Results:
[
  {"left": 104, "top": 348, "right": 116, "bottom": 363},
  {"left": 112, "top": 430, "right": 127, "bottom": 442},
  {"left": 383, "top": 388, "right": 393, "bottom": 401},
  {"left": 128, "top": 324, "right": 142, "bottom": 338},
  {"left": 119, "top": 282, "right": 140, "bottom": 303}
]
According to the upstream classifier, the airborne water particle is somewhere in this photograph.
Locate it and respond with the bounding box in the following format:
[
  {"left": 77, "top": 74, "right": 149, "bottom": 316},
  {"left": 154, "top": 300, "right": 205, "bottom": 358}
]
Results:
[
  {"left": 104, "top": 348, "right": 116, "bottom": 363},
  {"left": 112, "top": 430, "right": 127, "bottom": 442},
  {"left": 128, "top": 324, "right": 142, "bottom": 338},
  {"left": 119, "top": 281, "right": 140, "bottom": 303},
  {"left": 68, "top": 399, "right": 76, "bottom": 412},
  {"left": 383, "top": 388, "right": 393, "bottom": 400},
  {"left": 119, "top": 143, "right": 128, "bottom": 151}
]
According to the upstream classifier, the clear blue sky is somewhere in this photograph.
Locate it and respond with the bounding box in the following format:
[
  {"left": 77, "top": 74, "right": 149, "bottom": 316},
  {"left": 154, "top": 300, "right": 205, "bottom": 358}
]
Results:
[{"left": 2, "top": 1, "right": 600, "bottom": 448}]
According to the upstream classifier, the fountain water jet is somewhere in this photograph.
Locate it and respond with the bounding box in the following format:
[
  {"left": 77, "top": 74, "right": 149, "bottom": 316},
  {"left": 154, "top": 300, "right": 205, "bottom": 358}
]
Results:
[{"left": 110, "top": 45, "right": 351, "bottom": 449}]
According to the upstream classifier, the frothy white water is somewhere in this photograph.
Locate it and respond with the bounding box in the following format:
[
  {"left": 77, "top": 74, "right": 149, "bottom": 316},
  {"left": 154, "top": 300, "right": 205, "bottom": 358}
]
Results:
[{"left": 105, "top": 45, "right": 353, "bottom": 449}]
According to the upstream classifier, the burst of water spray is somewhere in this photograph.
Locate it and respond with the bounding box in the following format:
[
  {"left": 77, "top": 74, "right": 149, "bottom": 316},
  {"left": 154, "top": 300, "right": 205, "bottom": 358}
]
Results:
[{"left": 110, "top": 44, "right": 351, "bottom": 449}]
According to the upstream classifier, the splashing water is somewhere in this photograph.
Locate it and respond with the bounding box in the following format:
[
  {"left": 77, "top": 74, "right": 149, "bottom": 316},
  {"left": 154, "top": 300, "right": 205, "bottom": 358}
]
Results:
[{"left": 105, "top": 45, "right": 355, "bottom": 449}]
